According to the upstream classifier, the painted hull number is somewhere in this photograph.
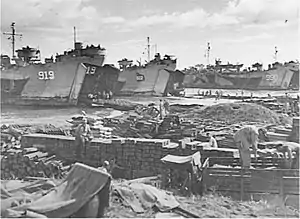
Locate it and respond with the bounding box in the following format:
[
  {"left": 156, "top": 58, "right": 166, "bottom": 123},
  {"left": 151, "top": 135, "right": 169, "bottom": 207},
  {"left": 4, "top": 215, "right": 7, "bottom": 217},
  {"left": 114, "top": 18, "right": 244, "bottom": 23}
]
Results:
[
  {"left": 86, "top": 66, "right": 97, "bottom": 75},
  {"left": 38, "top": 71, "right": 55, "bottom": 80},
  {"left": 266, "top": 74, "right": 278, "bottom": 82},
  {"left": 136, "top": 73, "right": 145, "bottom": 81}
]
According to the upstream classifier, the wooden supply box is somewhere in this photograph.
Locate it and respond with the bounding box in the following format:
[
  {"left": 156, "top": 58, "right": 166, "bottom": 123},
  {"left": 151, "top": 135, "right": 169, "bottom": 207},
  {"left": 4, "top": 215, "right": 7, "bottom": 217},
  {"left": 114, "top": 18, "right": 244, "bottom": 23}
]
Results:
[{"left": 202, "top": 157, "right": 299, "bottom": 205}]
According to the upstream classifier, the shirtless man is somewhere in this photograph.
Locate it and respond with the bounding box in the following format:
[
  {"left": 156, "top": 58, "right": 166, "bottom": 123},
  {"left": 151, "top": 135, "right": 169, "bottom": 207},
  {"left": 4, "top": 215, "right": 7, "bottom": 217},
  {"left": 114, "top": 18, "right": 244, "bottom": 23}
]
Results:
[{"left": 234, "top": 125, "right": 267, "bottom": 168}]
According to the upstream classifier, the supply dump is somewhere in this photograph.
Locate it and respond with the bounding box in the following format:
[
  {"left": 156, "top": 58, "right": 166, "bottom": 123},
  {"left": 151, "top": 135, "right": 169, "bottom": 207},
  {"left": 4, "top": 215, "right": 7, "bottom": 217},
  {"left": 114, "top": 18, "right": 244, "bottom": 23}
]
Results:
[{"left": 1, "top": 96, "right": 299, "bottom": 218}]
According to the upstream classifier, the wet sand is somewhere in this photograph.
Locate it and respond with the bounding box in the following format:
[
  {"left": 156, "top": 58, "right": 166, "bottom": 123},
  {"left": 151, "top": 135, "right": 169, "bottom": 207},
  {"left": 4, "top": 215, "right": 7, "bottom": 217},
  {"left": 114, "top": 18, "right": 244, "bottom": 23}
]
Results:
[
  {"left": 0, "top": 105, "right": 117, "bottom": 127},
  {"left": 0, "top": 97, "right": 236, "bottom": 127}
]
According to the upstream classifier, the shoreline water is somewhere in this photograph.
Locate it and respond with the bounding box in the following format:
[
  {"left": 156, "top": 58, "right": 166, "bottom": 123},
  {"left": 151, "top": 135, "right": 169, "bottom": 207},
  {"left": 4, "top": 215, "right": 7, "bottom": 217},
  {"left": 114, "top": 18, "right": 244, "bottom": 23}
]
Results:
[
  {"left": 184, "top": 88, "right": 299, "bottom": 98},
  {"left": 1, "top": 88, "right": 298, "bottom": 126}
]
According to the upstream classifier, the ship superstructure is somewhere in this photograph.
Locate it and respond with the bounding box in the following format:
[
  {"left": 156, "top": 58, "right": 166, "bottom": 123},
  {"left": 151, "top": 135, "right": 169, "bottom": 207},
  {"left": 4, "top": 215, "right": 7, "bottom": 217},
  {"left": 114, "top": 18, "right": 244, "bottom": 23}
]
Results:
[
  {"left": 116, "top": 52, "right": 184, "bottom": 96},
  {"left": 183, "top": 60, "right": 299, "bottom": 90},
  {"left": 1, "top": 23, "right": 107, "bottom": 106},
  {"left": 113, "top": 37, "right": 185, "bottom": 97},
  {"left": 183, "top": 43, "right": 299, "bottom": 90}
]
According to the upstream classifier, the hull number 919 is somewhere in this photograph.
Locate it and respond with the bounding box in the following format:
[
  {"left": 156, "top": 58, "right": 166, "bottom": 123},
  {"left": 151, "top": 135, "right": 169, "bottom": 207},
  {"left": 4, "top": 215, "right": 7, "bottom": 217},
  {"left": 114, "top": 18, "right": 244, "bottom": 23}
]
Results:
[{"left": 38, "top": 71, "right": 55, "bottom": 80}]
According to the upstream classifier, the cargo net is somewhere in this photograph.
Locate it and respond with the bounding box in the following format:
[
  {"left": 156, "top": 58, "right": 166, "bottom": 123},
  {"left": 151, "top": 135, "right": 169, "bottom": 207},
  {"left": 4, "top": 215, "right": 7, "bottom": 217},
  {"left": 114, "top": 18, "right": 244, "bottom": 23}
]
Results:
[{"left": 171, "top": 103, "right": 292, "bottom": 125}]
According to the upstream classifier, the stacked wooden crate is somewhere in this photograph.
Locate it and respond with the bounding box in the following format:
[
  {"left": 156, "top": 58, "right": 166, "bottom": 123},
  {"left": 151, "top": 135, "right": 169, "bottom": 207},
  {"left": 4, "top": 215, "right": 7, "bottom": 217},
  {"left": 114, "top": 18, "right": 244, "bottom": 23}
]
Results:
[
  {"left": 267, "top": 132, "right": 289, "bottom": 142},
  {"left": 202, "top": 157, "right": 299, "bottom": 201},
  {"left": 1, "top": 146, "right": 67, "bottom": 180},
  {"left": 289, "top": 117, "right": 300, "bottom": 143},
  {"left": 22, "top": 134, "right": 179, "bottom": 180},
  {"left": 91, "top": 126, "right": 113, "bottom": 139}
]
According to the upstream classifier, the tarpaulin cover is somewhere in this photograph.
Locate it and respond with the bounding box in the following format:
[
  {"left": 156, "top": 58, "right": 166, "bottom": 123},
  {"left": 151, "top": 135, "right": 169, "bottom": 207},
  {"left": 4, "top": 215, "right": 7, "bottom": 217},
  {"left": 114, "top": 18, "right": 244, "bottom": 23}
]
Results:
[
  {"left": 1, "top": 179, "right": 59, "bottom": 217},
  {"left": 161, "top": 151, "right": 201, "bottom": 168},
  {"left": 114, "top": 182, "right": 179, "bottom": 213},
  {"left": 9, "top": 162, "right": 110, "bottom": 218}
]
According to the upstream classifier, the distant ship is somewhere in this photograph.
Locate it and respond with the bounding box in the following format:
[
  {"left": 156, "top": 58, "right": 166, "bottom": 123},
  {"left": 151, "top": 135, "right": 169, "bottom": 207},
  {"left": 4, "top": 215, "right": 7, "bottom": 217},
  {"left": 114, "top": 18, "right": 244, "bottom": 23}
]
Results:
[
  {"left": 115, "top": 53, "right": 185, "bottom": 96},
  {"left": 1, "top": 23, "right": 106, "bottom": 106},
  {"left": 183, "top": 59, "right": 299, "bottom": 90}
]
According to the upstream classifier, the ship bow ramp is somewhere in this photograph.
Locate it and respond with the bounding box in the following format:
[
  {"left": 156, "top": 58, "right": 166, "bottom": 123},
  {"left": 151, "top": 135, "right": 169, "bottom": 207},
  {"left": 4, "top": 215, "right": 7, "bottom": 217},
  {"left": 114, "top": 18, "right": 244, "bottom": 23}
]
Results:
[
  {"left": 20, "top": 62, "right": 87, "bottom": 104},
  {"left": 116, "top": 65, "right": 182, "bottom": 96}
]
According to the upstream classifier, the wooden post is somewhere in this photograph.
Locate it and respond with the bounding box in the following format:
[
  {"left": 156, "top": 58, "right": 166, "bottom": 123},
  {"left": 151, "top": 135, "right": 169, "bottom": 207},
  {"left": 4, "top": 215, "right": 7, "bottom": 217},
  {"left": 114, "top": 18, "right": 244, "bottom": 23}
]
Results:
[
  {"left": 279, "top": 170, "right": 284, "bottom": 197},
  {"left": 201, "top": 158, "right": 209, "bottom": 194},
  {"left": 240, "top": 168, "right": 244, "bottom": 201}
]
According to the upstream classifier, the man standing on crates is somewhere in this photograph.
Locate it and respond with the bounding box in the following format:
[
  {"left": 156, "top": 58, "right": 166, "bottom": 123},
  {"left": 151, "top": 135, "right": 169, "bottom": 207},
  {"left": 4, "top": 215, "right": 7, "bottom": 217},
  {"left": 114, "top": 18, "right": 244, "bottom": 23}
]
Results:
[
  {"left": 74, "top": 117, "right": 93, "bottom": 160},
  {"left": 234, "top": 125, "right": 267, "bottom": 168}
]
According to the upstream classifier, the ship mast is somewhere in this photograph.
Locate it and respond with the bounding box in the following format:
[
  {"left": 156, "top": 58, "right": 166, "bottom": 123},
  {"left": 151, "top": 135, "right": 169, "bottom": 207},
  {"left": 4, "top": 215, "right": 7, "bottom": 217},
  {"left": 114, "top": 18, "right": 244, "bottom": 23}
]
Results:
[
  {"left": 147, "top": 37, "right": 150, "bottom": 62},
  {"left": 73, "top": 26, "right": 77, "bottom": 49},
  {"left": 274, "top": 46, "right": 278, "bottom": 62},
  {"left": 3, "top": 22, "right": 23, "bottom": 59},
  {"left": 204, "top": 42, "right": 211, "bottom": 65}
]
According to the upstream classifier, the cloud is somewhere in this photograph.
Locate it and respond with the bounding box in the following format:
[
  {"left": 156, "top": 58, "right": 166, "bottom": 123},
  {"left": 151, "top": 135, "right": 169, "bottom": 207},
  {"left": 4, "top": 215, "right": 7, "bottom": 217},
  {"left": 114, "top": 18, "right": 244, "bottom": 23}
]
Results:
[
  {"left": 119, "top": 0, "right": 299, "bottom": 30},
  {"left": 224, "top": 0, "right": 299, "bottom": 24},
  {"left": 222, "top": 33, "right": 273, "bottom": 43},
  {"left": 1, "top": 0, "right": 97, "bottom": 34},
  {"left": 109, "top": 39, "right": 146, "bottom": 47},
  {"left": 102, "top": 16, "right": 126, "bottom": 24},
  {"left": 0, "top": 0, "right": 125, "bottom": 34},
  {"left": 125, "top": 9, "right": 235, "bottom": 29}
]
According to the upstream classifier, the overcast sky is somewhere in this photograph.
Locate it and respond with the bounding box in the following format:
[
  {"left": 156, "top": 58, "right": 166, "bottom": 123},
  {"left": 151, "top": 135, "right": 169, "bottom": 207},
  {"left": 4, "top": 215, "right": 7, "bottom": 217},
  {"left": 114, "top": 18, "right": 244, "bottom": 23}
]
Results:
[{"left": 1, "top": 0, "right": 299, "bottom": 69}]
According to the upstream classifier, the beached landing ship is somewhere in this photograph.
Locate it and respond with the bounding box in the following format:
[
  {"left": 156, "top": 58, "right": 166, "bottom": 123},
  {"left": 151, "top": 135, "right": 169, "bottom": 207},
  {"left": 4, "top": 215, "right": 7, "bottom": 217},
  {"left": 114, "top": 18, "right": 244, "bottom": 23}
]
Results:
[
  {"left": 116, "top": 53, "right": 185, "bottom": 97},
  {"left": 1, "top": 23, "right": 106, "bottom": 106},
  {"left": 183, "top": 59, "right": 299, "bottom": 90}
]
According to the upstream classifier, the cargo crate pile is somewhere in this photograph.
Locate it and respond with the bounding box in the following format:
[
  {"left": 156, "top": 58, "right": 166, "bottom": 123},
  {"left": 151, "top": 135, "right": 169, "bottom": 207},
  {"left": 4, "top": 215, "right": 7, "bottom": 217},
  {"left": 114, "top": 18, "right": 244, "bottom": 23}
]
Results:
[
  {"left": 1, "top": 147, "right": 67, "bottom": 180},
  {"left": 67, "top": 113, "right": 114, "bottom": 139}
]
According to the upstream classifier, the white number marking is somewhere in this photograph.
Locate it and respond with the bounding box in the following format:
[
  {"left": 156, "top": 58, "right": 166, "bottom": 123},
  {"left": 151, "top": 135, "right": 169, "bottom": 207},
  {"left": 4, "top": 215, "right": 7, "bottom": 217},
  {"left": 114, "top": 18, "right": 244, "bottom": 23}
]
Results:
[
  {"left": 86, "top": 66, "right": 97, "bottom": 75},
  {"left": 266, "top": 74, "right": 278, "bottom": 82},
  {"left": 48, "top": 71, "right": 54, "bottom": 79},
  {"left": 38, "top": 71, "right": 55, "bottom": 80}
]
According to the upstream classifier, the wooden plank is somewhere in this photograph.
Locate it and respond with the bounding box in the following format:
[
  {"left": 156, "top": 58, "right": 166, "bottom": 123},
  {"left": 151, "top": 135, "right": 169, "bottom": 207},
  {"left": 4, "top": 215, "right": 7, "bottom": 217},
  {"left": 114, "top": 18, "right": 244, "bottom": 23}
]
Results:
[
  {"left": 205, "top": 182, "right": 241, "bottom": 191},
  {"left": 282, "top": 171, "right": 300, "bottom": 177},
  {"left": 207, "top": 170, "right": 244, "bottom": 175},
  {"left": 208, "top": 157, "right": 286, "bottom": 166},
  {"left": 206, "top": 168, "right": 244, "bottom": 172},
  {"left": 204, "top": 178, "right": 251, "bottom": 191},
  {"left": 245, "top": 188, "right": 284, "bottom": 194},
  {"left": 251, "top": 169, "right": 299, "bottom": 177},
  {"left": 206, "top": 175, "right": 251, "bottom": 181},
  {"left": 283, "top": 178, "right": 300, "bottom": 194}
]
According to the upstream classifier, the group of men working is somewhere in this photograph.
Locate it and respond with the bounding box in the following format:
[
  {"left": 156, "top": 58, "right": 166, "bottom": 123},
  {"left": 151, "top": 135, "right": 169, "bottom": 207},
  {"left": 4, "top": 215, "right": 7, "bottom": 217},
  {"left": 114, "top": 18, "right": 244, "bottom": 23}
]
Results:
[
  {"left": 234, "top": 125, "right": 299, "bottom": 168},
  {"left": 73, "top": 110, "right": 298, "bottom": 172},
  {"left": 205, "top": 125, "right": 299, "bottom": 169}
]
